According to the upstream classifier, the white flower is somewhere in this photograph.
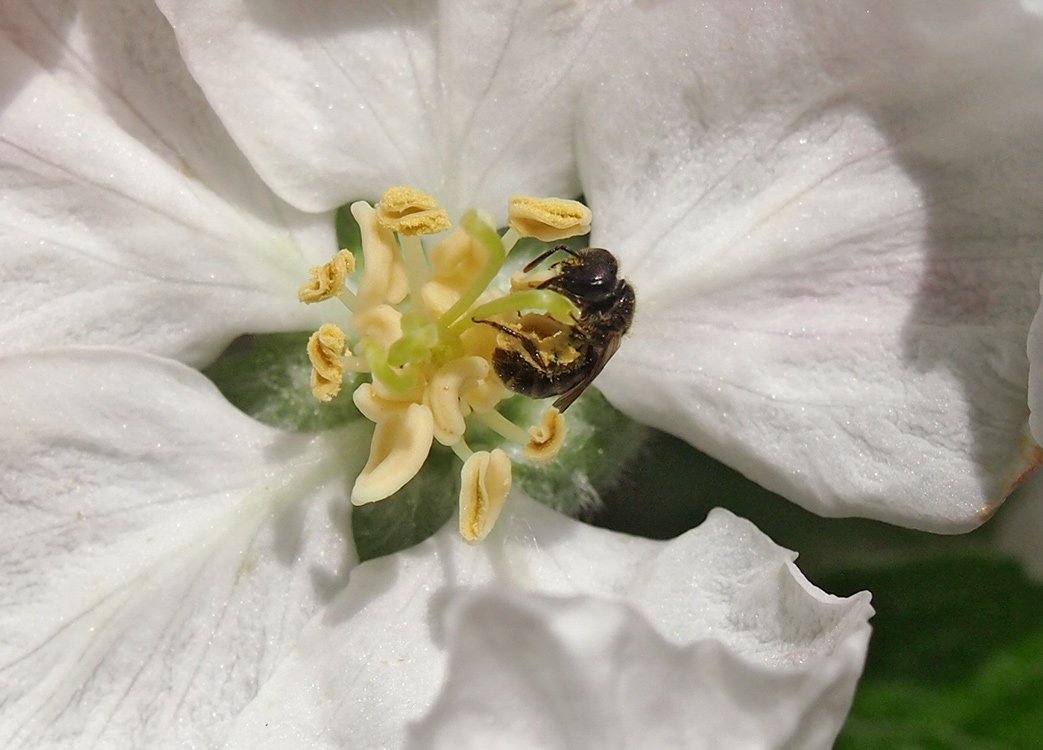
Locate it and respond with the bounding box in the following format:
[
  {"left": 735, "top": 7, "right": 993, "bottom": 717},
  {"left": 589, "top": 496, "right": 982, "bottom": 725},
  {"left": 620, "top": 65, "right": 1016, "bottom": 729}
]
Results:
[{"left": 3, "top": 0, "right": 1042, "bottom": 745}]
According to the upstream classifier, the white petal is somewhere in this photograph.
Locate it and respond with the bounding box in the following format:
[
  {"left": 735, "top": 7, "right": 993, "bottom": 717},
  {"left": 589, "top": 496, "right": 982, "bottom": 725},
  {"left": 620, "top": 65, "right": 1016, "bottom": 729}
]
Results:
[
  {"left": 224, "top": 499, "right": 872, "bottom": 749},
  {"left": 581, "top": 0, "right": 1043, "bottom": 531},
  {"left": 0, "top": 2, "right": 333, "bottom": 366},
  {"left": 156, "top": 0, "right": 619, "bottom": 216},
  {"left": 0, "top": 349, "right": 365, "bottom": 747},
  {"left": 408, "top": 585, "right": 869, "bottom": 750},
  {"left": 1029, "top": 281, "right": 1043, "bottom": 446}
]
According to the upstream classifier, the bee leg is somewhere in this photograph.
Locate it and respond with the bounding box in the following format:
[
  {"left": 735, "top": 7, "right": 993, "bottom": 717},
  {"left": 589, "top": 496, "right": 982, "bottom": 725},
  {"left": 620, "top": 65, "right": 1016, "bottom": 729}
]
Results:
[
  {"left": 522, "top": 245, "right": 579, "bottom": 274},
  {"left": 472, "top": 318, "right": 546, "bottom": 365}
]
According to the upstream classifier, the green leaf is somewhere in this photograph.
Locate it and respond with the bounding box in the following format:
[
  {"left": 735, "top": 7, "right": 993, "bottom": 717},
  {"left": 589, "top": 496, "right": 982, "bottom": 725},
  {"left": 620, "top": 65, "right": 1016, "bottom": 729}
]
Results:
[
  {"left": 822, "top": 557, "right": 1043, "bottom": 750},
  {"left": 203, "top": 331, "right": 364, "bottom": 432}
]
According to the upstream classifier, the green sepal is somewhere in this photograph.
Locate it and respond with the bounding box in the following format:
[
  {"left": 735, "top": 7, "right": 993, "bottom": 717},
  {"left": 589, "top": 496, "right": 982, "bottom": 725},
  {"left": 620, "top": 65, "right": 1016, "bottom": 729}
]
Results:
[{"left": 203, "top": 331, "right": 364, "bottom": 432}]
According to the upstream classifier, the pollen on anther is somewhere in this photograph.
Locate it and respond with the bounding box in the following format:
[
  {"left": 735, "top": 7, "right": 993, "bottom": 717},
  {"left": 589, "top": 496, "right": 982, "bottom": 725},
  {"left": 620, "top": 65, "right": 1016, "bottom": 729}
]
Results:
[
  {"left": 298, "top": 249, "right": 356, "bottom": 303},
  {"left": 525, "top": 407, "right": 568, "bottom": 462},
  {"left": 377, "top": 185, "right": 451, "bottom": 236},
  {"left": 459, "top": 448, "right": 512, "bottom": 542},
  {"left": 307, "top": 323, "right": 348, "bottom": 401},
  {"left": 508, "top": 196, "right": 592, "bottom": 241}
]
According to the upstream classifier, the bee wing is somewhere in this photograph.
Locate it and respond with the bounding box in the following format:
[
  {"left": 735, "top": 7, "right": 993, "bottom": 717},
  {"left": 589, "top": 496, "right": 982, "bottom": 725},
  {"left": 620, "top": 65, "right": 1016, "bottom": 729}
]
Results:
[{"left": 552, "top": 333, "right": 622, "bottom": 413}]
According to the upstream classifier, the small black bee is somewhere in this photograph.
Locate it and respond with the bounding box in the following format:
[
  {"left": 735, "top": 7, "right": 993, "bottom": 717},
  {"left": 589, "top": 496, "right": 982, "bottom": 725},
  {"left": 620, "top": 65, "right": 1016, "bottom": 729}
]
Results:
[{"left": 475, "top": 246, "right": 635, "bottom": 412}]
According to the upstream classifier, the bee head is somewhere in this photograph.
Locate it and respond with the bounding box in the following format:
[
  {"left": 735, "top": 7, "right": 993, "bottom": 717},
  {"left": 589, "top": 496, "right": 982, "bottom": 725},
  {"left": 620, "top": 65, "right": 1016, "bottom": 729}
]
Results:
[{"left": 551, "top": 248, "right": 620, "bottom": 304}]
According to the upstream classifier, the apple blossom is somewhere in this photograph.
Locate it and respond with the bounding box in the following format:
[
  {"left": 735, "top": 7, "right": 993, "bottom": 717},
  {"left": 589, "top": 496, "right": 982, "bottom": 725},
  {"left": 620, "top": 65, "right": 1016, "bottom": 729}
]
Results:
[
  {"left": 4, "top": 0, "right": 1043, "bottom": 745},
  {"left": 0, "top": 0, "right": 877, "bottom": 747}
]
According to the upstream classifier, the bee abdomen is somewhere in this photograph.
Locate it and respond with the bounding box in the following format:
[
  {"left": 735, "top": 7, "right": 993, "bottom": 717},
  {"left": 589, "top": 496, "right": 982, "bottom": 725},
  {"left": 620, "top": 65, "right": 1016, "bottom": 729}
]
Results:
[{"left": 491, "top": 348, "right": 588, "bottom": 400}]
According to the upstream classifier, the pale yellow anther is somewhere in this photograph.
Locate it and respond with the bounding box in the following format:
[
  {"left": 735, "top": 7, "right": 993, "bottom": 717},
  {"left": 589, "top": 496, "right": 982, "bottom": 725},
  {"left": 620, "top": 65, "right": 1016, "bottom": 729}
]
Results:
[
  {"left": 352, "top": 403, "right": 435, "bottom": 505},
  {"left": 462, "top": 375, "right": 507, "bottom": 414},
  {"left": 425, "top": 356, "right": 490, "bottom": 446},
  {"left": 307, "top": 323, "right": 347, "bottom": 401},
  {"left": 459, "top": 448, "right": 512, "bottom": 542},
  {"left": 352, "top": 201, "right": 409, "bottom": 307},
  {"left": 351, "top": 304, "right": 403, "bottom": 349},
  {"left": 377, "top": 186, "right": 451, "bottom": 236},
  {"left": 353, "top": 382, "right": 418, "bottom": 423},
  {"left": 525, "top": 407, "right": 568, "bottom": 462},
  {"left": 420, "top": 228, "right": 488, "bottom": 317},
  {"left": 298, "top": 249, "right": 356, "bottom": 303},
  {"left": 508, "top": 196, "right": 592, "bottom": 241}
]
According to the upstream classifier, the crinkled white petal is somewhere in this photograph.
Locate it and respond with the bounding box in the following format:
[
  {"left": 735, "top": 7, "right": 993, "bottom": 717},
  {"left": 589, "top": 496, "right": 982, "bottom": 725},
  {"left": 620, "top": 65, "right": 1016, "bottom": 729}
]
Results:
[
  {"left": 408, "top": 586, "right": 869, "bottom": 750},
  {"left": 224, "top": 499, "right": 872, "bottom": 750},
  {"left": 155, "top": 0, "right": 620, "bottom": 216},
  {"left": 581, "top": 0, "right": 1043, "bottom": 531},
  {"left": 1029, "top": 281, "right": 1043, "bottom": 447},
  {"left": 0, "top": 349, "right": 365, "bottom": 748},
  {"left": 0, "top": 2, "right": 332, "bottom": 367}
]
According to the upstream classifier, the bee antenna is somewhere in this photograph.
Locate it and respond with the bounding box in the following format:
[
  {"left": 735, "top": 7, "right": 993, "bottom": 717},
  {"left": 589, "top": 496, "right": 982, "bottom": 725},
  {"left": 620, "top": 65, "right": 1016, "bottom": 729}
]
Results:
[{"left": 523, "top": 245, "right": 580, "bottom": 273}]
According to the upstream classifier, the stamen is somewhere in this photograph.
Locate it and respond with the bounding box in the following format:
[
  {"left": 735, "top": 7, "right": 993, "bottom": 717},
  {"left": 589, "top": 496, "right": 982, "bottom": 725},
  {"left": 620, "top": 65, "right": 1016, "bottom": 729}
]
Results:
[
  {"left": 298, "top": 249, "right": 356, "bottom": 304},
  {"left": 500, "top": 227, "right": 521, "bottom": 255},
  {"left": 377, "top": 186, "right": 451, "bottom": 236},
  {"left": 353, "top": 382, "right": 417, "bottom": 423},
  {"left": 399, "top": 234, "right": 432, "bottom": 301},
  {"left": 352, "top": 403, "right": 435, "bottom": 505},
  {"left": 450, "top": 437, "right": 475, "bottom": 463},
  {"left": 525, "top": 407, "right": 567, "bottom": 462},
  {"left": 425, "top": 356, "right": 489, "bottom": 446},
  {"left": 307, "top": 323, "right": 347, "bottom": 401},
  {"left": 508, "top": 196, "right": 591, "bottom": 241},
  {"left": 352, "top": 304, "right": 403, "bottom": 349},
  {"left": 472, "top": 408, "right": 530, "bottom": 446},
  {"left": 352, "top": 201, "right": 409, "bottom": 308},
  {"left": 458, "top": 448, "right": 512, "bottom": 542},
  {"left": 421, "top": 227, "right": 489, "bottom": 317}
]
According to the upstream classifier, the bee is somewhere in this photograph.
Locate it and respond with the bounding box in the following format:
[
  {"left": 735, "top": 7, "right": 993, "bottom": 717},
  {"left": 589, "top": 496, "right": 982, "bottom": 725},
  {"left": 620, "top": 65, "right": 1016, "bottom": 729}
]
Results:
[{"left": 475, "top": 246, "right": 635, "bottom": 412}]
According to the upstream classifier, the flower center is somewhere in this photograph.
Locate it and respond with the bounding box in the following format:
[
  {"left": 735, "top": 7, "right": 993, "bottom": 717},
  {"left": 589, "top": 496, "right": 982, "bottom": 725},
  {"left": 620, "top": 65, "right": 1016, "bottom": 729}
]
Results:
[{"left": 299, "top": 187, "right": 594, "bottom": 541}]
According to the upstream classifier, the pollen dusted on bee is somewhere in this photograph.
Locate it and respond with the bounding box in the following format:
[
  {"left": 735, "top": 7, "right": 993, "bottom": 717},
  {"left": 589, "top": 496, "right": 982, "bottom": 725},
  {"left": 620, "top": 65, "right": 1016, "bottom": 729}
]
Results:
[{"left": 298, "top": 187, "right": 614, "bottom": 542}]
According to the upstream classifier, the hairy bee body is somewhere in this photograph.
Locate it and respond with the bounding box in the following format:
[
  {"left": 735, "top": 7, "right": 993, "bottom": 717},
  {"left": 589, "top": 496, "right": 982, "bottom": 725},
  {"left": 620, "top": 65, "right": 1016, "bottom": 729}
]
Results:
[{"left": 478, "top": 246, "right": 635, "bottom": 412}]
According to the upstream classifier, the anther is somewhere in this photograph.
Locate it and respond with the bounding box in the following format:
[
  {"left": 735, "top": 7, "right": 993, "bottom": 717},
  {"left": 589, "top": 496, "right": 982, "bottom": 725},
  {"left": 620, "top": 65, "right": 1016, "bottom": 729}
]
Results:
[
  {"left": 377, "top": 186, "right": 451, "bottom": 236},
  {"left": 353, "top": 382, "right": 418, "bottom": 423},
  {"left": 425, "top": 356, "right": 490, "bottom": 446},
  {"left": 307, "top": 323, "right": 348, "bottom": 401},
  {"left": 298, "top": 249, "right": 356, "bottom": 303},
  {"left": 508, "top": 196, "right": 592, "bottom": 242},
  {"left": 352, "top": 201, "right": 409, "bottom": 308},
  {"left": 525, "top": 407, "right": 567, "bottom": 462},
  {"left": 352, "top": 403, "right": 435, "bottom": 505},
  {"left": 459, "top": 448, "right": 512, "bottom": 542}
]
